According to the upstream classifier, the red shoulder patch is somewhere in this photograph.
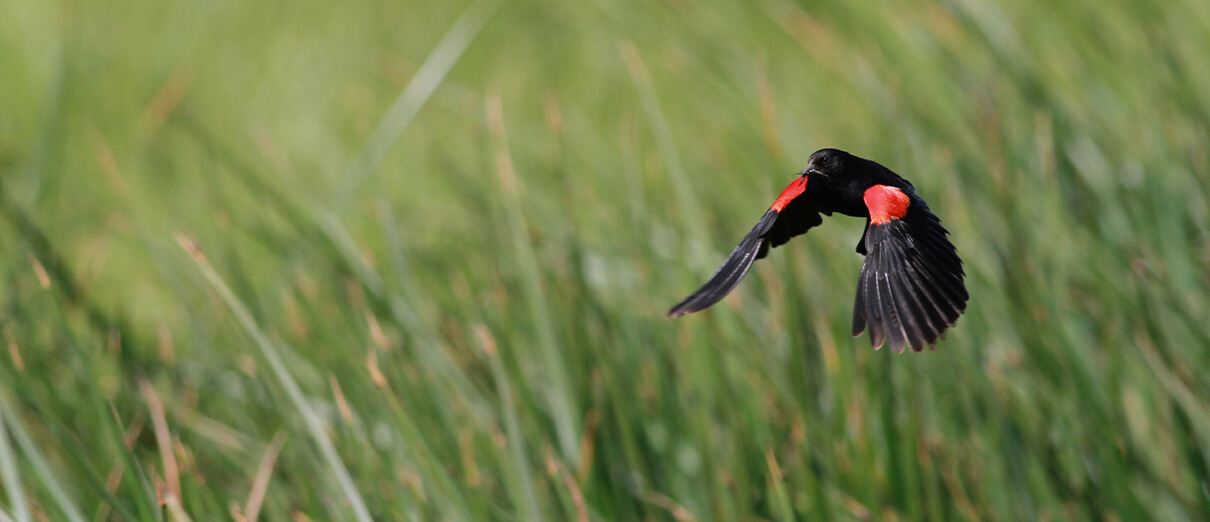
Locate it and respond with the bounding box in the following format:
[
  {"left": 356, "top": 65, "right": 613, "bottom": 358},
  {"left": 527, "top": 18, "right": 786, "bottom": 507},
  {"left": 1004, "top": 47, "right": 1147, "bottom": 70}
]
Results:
[
  {"left": 863, "top": 185, "right": 911, "bottom": 224},
  {"left": 771, "top": 176, "right": 808, "bottom": 212}
]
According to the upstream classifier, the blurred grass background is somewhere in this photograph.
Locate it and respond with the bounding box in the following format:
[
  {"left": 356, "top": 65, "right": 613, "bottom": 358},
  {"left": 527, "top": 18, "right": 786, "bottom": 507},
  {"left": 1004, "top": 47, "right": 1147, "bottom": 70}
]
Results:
[{"left": 2, "top": 0, "right": 1209, "bottom": 519}]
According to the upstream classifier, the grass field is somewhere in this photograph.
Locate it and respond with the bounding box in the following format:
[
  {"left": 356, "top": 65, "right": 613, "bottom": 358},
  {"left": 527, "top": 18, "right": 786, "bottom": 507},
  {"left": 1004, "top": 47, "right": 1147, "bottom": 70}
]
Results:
[{"left": 2, "top": 0, "right": 1210, "bottom": 519}]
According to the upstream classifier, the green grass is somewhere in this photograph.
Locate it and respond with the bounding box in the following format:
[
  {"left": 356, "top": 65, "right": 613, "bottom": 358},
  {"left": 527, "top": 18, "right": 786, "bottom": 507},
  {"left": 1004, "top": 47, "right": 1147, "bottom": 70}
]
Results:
[{"left": 2, "top": 0, "right": 1209, "bottom": 519}]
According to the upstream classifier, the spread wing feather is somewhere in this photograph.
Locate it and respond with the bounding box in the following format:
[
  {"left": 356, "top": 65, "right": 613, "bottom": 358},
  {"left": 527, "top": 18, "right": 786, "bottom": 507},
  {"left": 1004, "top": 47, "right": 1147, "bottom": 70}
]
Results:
[
  {"left": 852, "top": 198, "right": 968, "bottom": 352},
  {"left": 667, "top": 179, "right": 821, "bottom": 317}
]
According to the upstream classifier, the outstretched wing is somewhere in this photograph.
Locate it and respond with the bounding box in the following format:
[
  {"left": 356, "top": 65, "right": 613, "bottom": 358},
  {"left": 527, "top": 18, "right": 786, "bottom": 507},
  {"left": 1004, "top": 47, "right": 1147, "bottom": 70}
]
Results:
[
  {"left": 667, "top": 176, "right": 822, "bottom": 318},
  {"left": 851, "top": 185, "right": 968, "bottom": 352}
]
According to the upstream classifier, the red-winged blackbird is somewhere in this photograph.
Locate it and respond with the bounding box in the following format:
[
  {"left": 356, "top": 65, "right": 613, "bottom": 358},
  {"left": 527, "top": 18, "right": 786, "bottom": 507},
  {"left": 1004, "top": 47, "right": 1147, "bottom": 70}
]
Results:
[{"left": 667, "top": 149, "right": 968, "bottom": 352}]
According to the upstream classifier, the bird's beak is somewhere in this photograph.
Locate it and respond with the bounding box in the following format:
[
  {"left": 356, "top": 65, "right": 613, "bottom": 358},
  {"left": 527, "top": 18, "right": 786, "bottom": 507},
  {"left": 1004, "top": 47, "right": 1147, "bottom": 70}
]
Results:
[{"left": 802, "top": 167, "right": 822, "bottom": 178}]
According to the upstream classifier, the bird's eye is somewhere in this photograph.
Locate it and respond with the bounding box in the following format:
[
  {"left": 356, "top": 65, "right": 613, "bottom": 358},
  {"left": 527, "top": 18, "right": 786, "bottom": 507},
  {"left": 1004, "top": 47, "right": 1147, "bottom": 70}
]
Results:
[{"left": 818, "top": 156, "right": 831, "bottom": 166}]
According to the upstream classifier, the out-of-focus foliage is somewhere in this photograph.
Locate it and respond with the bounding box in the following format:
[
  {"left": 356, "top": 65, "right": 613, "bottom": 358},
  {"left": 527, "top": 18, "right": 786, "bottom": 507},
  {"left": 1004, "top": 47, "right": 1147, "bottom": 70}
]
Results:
[{"left": 1, "top": 0, "right": 1208, "bottom": 519}]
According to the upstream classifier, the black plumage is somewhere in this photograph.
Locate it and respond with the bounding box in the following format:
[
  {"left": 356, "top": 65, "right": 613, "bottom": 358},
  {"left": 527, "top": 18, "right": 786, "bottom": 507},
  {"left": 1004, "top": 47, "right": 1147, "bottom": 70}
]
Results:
[{"left": 668, "top": 148, "right": 968, "bottom": 352}]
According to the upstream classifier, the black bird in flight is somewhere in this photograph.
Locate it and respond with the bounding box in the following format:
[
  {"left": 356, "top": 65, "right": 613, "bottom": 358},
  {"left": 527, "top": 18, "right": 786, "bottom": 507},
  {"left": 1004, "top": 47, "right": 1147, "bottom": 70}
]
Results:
[{"left": 667, "top": 148, "right": 968, "bottom": 352}]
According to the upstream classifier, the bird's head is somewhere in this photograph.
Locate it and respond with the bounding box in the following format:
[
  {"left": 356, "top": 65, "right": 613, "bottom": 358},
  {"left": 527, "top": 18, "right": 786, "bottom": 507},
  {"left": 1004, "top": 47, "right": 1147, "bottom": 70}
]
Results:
[{"left": 800, "top": 148, "right": 852, "bottom": 180}]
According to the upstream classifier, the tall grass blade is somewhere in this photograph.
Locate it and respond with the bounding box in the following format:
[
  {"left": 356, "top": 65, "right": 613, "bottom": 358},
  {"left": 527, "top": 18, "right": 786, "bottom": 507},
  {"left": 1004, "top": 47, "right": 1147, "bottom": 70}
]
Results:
[
  {"left": 0, "top": 395, "right": 85, "bottom": 522},
  {"left": 175, "top": 235, "right": 374, "bottom": 522},
  {"left": 0, "top": 406, "right": 30, "bottom": 522},
  {"left": 477, "top": 326, "right": 542, "bottom": 520},
  {"left": 620, "top": 41, "right": 710, "bottom": 253},
  {"left": 334, "top": 0, "right": 501, "bottom": 211},
  {"left": 486, "top": 94, "right": 580, "bottom": 463}
]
